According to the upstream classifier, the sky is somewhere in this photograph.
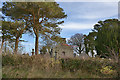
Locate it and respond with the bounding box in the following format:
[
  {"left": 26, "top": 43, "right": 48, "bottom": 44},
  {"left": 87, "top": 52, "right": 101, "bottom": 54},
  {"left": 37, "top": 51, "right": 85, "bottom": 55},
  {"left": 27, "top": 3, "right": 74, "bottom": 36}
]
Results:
[{"left": 0, "top": 1, "right": 118, "bottom": 54}]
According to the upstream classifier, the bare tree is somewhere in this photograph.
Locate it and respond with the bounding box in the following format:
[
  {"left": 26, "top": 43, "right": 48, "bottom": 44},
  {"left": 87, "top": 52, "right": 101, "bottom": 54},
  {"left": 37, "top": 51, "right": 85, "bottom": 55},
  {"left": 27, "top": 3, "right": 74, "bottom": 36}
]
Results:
[{"left": 68, "top": 33, "right": 85, "bottom": 54}]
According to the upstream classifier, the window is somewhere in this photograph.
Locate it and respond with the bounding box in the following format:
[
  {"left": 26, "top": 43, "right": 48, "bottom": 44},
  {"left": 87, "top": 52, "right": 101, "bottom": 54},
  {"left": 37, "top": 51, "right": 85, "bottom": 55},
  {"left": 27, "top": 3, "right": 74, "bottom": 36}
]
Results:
[{"left": 62, "top": 51, "right": 65, "bottom": 56}]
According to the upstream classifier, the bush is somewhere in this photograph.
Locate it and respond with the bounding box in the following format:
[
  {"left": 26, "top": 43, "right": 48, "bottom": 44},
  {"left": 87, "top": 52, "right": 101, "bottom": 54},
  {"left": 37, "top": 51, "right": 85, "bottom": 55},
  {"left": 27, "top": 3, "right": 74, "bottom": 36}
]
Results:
[
  {"left": 2, "top": 54, "right": 15, "bottom": 66},
  {"left": 2, "top": 54, "right": 32, "bottom": 66},
  {"left": 60, "top": 58, "right": 118, "bottom": 77},
  {"left": 2, "top": 54, "right": 118, "bottom": 78}
]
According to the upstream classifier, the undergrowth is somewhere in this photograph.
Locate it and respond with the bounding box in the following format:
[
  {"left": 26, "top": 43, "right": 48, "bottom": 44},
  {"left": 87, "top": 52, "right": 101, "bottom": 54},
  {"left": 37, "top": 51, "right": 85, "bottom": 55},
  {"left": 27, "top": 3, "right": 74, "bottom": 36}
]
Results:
[{"left": 2, "top": 54, "right": 119, "bottom": 78}]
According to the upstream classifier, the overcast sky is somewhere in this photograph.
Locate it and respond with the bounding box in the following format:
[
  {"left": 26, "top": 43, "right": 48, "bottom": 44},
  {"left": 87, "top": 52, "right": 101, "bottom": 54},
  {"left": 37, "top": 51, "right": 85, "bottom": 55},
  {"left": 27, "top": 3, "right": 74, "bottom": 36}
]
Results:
[
  {"left": 58, "top": 2, "right": 118, "bottom": 38},
  {"left": 0, "top": 1, "right": 118, "bottom": 54}
]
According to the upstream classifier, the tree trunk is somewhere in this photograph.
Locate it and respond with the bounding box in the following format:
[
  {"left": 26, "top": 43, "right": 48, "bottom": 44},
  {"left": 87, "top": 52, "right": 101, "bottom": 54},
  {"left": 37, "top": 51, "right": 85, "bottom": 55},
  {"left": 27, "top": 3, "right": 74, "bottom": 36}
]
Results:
[
  {"left": 0, "top": 39, "right": 4, "bottom": 54},
  {"left": 91, "top": 50, "right": 94, "bottom": 57},
  {"left": 35, "top": 35, "right": 39, "bottom": 55},
  {"left": 1, "top": 39, "right": 4, "bottom": 51},
  {"left": 14, "top": 37, "right": 19, "bottom": 54},
  {"left": 5, "top": 42, "right": 7, "bottom": 53},
  {"left": 79, "top": 45, "right": 81, "bottom": 54}
]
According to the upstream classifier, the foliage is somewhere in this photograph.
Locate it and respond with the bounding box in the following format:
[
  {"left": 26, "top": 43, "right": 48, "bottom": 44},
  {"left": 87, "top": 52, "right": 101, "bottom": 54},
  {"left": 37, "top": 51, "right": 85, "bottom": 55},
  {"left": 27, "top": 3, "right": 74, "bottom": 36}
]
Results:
[
  {"left": 61, "top": 58, "right": 100, "bottom": 72},
  {"left": 40, "top": 46, "right": 47, "bottom": 54},
  {"left": 2, "top": 54, "right": 31, "bottom": 66},
  {"left": 1, "top": 17, "right": 28, "bottom": 53},
  {"left": 2, "top": 54, "right": 118, "bottom": 78},
  {"left": 60, "top": 58, "right": 118, "bottom": 77},
  {"left": 84, "top": 32, "right": 96, "bottom": 57},
  {"left": 84, "top": 19, "right": 120, "bottom": 59},
  {"left": 1, "top": 21, "right": 12, "bottom": 40},
  {"left": 100, "top": 66, "right": 115, "bottom": 74},
  {"left": 2, "top": 2, "right": 67, "bottom": 55},
  {"left": 94, "top": 19, "right": 119, "bottom": 58},
  {"left": 39, "top": 35, "right": 63, "bottom": 53},
  {"left": 0, "top": 21, "right": 13, "bottom": 51}
]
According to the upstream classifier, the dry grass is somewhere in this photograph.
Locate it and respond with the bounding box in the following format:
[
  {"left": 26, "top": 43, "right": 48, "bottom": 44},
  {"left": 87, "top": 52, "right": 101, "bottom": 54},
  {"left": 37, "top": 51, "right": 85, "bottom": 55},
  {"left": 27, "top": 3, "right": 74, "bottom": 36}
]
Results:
[{"left": 2, "top": 53, "right": 119, "bottom": 78}]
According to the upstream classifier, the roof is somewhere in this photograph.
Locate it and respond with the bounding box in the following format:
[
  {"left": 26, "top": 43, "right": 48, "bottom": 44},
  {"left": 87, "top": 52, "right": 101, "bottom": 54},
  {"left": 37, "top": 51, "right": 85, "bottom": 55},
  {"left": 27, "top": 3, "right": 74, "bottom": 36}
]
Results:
[
  {"left": 62, "top": 44, "right": 78, "bottom": 48},
  {"left": 62, "top": 44, "right": 71, "bottom": 46}
]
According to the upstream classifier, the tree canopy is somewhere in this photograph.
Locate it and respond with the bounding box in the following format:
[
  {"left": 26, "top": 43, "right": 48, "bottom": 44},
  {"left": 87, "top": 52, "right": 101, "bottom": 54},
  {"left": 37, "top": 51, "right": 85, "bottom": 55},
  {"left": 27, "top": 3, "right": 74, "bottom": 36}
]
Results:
[
  {"left": 2, "top": 2, "right": 67, "bottom": 55},
  {"left": 84, "top": 19, "right": 120, "bottom": 61}
]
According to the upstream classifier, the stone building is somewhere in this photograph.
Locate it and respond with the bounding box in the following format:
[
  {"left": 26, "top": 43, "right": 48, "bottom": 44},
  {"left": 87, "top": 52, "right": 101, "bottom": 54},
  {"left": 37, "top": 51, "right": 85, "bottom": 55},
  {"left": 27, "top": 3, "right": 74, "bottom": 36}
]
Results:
[
  {"left": 52, "top": 38, "right": 74, "bottom": 59},
  {"left": 47, "top": 38, "right": 90, "bottom": 60}
]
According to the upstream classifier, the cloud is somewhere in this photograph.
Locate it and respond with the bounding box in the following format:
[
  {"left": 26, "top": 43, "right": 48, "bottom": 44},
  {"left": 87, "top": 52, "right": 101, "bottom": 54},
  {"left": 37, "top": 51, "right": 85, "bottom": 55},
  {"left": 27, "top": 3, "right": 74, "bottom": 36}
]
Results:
[
  {"left": 60, "top": 22, "right": 96, "bottom": 30},
  {"left": 58, "top": 2, "right": 118, "bottom": 30},
  {"left": 69, "top": 2, "right": 118, "bottom": 20}
]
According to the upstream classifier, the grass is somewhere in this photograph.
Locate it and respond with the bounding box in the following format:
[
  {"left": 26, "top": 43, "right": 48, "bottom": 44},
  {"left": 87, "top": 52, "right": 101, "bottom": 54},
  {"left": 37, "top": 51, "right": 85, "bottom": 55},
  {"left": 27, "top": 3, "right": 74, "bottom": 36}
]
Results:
[{"left": 2, "top": 53, "right": 119, "bottom": 78}]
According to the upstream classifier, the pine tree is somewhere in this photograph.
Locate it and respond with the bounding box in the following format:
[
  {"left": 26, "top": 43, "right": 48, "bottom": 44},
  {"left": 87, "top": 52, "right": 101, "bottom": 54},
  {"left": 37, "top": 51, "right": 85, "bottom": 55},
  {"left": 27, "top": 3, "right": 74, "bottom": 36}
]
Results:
[
  {"left": 0, "top": 21, "right": 12, "bottom": 52},
  {"left": 91, "top": 19, "right": 120, "bottom": 59},
  {"left": 2, "top": 2, "right": 67, "bottom": 55}
]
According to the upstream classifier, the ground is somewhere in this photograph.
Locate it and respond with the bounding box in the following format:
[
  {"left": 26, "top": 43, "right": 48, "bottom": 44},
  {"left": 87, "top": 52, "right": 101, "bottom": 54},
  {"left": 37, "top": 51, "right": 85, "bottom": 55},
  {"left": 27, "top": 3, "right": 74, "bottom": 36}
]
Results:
[{"left": 2, "top": 53, "right": 119, "bottom": 78}]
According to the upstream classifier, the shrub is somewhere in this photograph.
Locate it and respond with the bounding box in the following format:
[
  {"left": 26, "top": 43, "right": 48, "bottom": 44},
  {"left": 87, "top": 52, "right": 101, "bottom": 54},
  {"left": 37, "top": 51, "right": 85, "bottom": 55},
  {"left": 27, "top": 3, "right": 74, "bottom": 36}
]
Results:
[
  {"left": 2, "top": 54, "right": 15, "bottom": 66},
  {"left": 100, "top": 66, "right": 115, "bottom": 74},
  {"left": 2, "top": 54, "right": 118, "bottom": 78},
  {"left": 60, "top": 58, "right": 117, "bottom": 77}
]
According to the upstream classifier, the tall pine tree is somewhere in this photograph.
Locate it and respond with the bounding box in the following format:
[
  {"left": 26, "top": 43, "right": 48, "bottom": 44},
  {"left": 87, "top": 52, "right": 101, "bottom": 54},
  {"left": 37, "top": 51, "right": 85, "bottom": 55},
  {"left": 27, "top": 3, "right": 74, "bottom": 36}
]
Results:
[{"left": 2, "top": 2, "right": 67, "bottom": 55}]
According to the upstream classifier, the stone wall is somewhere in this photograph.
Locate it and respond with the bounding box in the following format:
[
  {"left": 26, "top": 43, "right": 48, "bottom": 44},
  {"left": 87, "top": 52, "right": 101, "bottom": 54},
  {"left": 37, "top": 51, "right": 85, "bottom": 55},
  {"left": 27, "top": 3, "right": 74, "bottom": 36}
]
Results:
[{"left": 52, "top": 44, "right": 74, "bottom": 59}]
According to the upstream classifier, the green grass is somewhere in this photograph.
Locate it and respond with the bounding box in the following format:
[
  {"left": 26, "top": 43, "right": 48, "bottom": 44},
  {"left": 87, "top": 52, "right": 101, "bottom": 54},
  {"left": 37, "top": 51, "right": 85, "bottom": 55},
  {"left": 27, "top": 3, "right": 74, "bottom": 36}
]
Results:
[{"left": 2, "top": 54, "right": 119, "bottom": 78}]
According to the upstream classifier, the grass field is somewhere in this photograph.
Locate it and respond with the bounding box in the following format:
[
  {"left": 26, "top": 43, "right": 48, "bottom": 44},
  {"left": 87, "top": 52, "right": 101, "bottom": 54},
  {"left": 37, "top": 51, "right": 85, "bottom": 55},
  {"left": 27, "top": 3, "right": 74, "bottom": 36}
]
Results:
[{"left": 2, "top": 54, "right": 119, "bottom": 78}]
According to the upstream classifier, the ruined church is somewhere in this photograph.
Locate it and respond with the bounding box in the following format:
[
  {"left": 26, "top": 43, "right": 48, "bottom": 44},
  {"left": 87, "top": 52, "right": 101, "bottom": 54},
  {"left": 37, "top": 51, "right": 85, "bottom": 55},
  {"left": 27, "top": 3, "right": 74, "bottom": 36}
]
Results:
[{"left": 51, "top": 38, "right": 74, "bottom": 59}]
